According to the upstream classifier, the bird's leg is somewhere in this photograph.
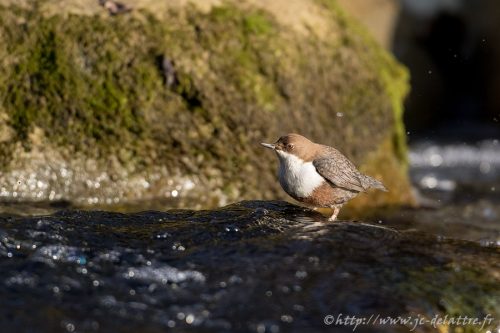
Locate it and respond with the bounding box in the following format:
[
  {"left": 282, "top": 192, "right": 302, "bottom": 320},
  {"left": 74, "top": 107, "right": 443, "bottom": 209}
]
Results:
[{"left": 328, "top": 205, "right": 341, "bottom": 222}]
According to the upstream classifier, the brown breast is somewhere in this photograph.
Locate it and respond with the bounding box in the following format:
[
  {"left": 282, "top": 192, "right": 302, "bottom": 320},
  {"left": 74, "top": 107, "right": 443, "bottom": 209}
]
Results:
[{"left": 296, "top": 183, "right": 358, "bottom": 207}]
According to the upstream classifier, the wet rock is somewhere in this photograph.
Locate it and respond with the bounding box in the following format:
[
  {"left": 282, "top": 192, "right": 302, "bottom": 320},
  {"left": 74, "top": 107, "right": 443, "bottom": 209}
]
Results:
[{"left": 0, "top": 200, "right": 497, "bottom": 332}]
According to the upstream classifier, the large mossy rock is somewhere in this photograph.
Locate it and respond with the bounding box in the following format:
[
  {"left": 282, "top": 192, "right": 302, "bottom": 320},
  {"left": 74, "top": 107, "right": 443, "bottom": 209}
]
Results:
[{"left": 0, "top": 0, "right": 414, "bottom": 213}]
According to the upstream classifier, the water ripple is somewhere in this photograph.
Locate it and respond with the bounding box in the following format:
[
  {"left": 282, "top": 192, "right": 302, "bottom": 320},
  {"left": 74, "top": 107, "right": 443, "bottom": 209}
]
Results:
[{"left": 123, "top": 263, "right": 206, "bottom": 284}]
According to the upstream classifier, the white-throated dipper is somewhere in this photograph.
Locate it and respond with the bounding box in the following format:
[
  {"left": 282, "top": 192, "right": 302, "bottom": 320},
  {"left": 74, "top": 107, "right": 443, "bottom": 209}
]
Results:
[{"left": 261, "top": 133, "right": 387, "bottom": 221}]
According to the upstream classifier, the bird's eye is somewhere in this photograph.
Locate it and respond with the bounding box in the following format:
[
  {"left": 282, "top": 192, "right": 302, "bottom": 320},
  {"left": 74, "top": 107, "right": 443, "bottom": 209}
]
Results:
[{"left": 287, "top": 144, "right": 294, "bottom": 150}]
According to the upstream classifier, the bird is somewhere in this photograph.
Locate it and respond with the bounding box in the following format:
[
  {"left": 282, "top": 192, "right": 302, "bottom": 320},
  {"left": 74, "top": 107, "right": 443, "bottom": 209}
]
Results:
[{"left": 261, "top": 133, "right": 387, "bottom": 221}]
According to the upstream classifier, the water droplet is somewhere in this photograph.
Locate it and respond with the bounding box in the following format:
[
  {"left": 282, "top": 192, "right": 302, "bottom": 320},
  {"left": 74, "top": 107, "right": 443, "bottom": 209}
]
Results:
[
  {"left": 225, "top": 225, "right": 240, "bottom": 233},
  {"left": 479, "top": 162, "right": 491, "bottom": 174},
  {"left": 429, "top": 153, "right": 443, "bottom": 166},
  {"left": 186, "top": 314, "right": 195, "bottom": 324},
  {"left": 428, "top": 70, "right": 432, "bottom": 74},
  {"left": 171, "top": 190, "right": 178, "bottom": 198},
  {"left": 420, "top": 176, "right": 437, "bottom": 189},
  {"left": 295, "top": 270, "right": 307, "bottom": 279},
  {"left": 77, "top": 256, "right": 87, "bottom": 265},
  {"left": 183, "top": 179, "right": 195, "bottom": 190},
  {"left": 172, "top": 242, "right": 185, "bottom": 251},
  {"left": 156, "top": 232, "right": 170, "bottom": 239},
  {"left": 65, "top": 323, "right": 75, "bottom": 332}
]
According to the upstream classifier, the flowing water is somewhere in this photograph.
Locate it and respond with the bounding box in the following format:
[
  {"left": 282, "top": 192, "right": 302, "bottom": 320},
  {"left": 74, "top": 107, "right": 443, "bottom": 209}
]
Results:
[
  {"left": 0, "top": 141, "right": 499, "bottom": 333},
  {"left": 401, "top": 139, "right": 500, "bottom": 243}
]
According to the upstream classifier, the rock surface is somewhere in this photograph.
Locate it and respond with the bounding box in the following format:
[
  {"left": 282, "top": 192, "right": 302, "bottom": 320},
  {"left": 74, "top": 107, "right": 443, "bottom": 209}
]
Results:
[
  {"left": 0, "top": 201, "right": 498, "bottom": 333},
  {"left": 0, "top": 0, "right": 413, "bottom": 212},
  {"left": 337, "top": 0, "right": 400, "bottom": 48}
]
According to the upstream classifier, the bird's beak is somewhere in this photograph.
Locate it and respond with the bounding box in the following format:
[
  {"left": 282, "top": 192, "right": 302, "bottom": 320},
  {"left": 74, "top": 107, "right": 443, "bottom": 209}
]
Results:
[{"left": 260, "top": 142, "right": 275, "bottom": 149}]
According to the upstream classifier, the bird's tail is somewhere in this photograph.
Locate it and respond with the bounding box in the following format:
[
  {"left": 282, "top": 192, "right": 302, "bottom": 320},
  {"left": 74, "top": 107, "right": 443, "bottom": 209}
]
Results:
[{"left": 360, "top": 174, "right": 388, "bottom": 192}]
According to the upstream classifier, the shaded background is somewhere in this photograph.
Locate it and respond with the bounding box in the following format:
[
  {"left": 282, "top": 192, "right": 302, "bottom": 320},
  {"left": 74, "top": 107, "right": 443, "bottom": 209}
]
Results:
[
  {"left": 398, "top": 0, "right": 500, "bottom": 141},
  {"left": 345, "top": 0, "right": 500, "bottom": 141},
  {"left": 344, "top": 0, "right": 500, "bottom": 216}
]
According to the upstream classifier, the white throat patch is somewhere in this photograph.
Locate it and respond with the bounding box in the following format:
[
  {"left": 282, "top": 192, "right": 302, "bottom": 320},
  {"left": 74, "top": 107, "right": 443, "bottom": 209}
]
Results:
[{"left": 276, "top": 150, "right": 325, "bottom": 198}]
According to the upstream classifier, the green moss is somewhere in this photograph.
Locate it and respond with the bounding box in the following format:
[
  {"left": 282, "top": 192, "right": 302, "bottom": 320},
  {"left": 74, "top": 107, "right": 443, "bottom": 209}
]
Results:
[
  {"left": 1, "top": 7, "right": 165, "bottom": 150},
  {"left": 398, "top": 265, "right": 499, "bottom": 333},
  {"left": 208, "top": 5, "right": 274, "bottom": 35},
  {"left": 194, "top": 4, "right": 280, "bottom": 112},
  {"left": 243, "top": 12, "right": 274, "bottom": 35},
  {"left": 0, "top": 0, "right": 413, "bottom": 208},
  {"left": 315, "top": 0, "right": 410, "bottom": 164}
]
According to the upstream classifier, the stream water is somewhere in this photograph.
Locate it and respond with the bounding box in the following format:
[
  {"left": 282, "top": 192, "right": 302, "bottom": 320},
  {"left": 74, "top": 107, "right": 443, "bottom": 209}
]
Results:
[{"left": 0, "top": 141, "right": 498, "bottom": 333}]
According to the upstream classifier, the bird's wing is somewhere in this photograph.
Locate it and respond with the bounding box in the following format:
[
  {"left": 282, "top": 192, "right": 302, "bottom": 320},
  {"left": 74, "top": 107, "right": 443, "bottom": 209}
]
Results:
[{"left": 312, "top": 148, "right": 365, "bottom": 192}]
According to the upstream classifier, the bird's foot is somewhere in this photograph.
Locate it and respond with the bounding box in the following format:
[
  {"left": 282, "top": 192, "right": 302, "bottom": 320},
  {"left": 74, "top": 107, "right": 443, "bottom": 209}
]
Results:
[
  {"left": 328, "top": 214, "right": 338, "bottom": 222},
  {"left": 327, "top": 206, "right": 340, "bottom": 222}
]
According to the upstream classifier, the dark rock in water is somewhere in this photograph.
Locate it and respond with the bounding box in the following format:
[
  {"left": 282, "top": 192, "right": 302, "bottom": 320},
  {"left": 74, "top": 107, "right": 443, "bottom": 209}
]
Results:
[{"left": 0, "top": 201, "right": 498, "bottom": 333}]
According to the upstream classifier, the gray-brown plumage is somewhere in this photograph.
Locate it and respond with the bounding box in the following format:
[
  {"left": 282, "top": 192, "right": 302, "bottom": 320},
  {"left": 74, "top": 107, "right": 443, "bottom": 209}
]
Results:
[
  {"left": 313, "top": 146, "right": 387, "bottom": 193},
  {"left": 261, "top": 133, "right": 387, "bottom": 221}
]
